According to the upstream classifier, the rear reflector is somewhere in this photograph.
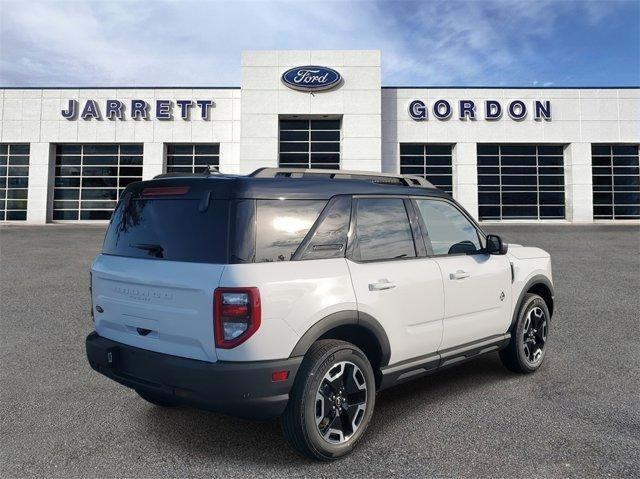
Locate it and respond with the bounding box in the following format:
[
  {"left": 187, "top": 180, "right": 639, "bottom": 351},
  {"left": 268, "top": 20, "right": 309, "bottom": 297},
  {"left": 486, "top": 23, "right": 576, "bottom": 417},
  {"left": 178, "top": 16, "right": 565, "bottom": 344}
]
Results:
[
  {"left": 142, "top": 186, "right": 189, "bottom": 197},
  {"left": 271, "top": 370, "right": 289, "bottom": 382}
]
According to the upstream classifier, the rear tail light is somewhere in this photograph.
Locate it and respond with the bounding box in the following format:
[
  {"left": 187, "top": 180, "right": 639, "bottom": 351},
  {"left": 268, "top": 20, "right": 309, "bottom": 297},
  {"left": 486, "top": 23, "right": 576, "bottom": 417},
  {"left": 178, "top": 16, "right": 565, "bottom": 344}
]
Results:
[{"left": 214, "top": 287, "right": 261, "bottom": 349}]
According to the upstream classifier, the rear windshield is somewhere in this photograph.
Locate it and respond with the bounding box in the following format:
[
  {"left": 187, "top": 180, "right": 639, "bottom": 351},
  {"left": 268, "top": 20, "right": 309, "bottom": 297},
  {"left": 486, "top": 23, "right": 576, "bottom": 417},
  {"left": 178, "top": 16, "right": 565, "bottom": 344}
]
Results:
[{"left": 102, "top": 196, "right": 229, "bottom": 263}]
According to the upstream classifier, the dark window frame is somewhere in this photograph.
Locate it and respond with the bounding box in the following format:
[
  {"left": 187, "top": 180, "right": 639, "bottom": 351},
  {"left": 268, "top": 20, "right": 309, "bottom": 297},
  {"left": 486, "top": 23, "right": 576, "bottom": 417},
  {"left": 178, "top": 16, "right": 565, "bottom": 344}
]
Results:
[
  {"left": 53, "top": 143, "right": 143, "bottom": 221},
  {"left": 278, "top": 119, "right": 341, "bottom": 170},
  {"left": 591, "top": 144, "right": 640, "bottom": 220},
  {"left": 477, "top": 144, "right": 566, "bottom": 220},
  {"left": 0, "top": 143, "right": 30, "bottom": 221}
]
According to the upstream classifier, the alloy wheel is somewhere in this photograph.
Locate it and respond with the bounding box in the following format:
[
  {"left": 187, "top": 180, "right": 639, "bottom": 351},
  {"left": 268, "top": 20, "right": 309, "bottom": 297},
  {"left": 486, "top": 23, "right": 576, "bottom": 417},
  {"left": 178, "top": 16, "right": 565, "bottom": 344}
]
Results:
[
  {"left": 314, "top": 361, "right": 368, "bottom": 444},
  {"left": 522, "top": 306, "right": 547, "bottom": 364}
]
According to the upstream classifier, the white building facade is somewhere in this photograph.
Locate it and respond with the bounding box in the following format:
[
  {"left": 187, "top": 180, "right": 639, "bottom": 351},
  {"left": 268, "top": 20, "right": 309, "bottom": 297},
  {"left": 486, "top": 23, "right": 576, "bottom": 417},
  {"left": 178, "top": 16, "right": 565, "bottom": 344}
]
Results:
[{"left": 1, "top": 50, "right": 638, "bottom": 224}]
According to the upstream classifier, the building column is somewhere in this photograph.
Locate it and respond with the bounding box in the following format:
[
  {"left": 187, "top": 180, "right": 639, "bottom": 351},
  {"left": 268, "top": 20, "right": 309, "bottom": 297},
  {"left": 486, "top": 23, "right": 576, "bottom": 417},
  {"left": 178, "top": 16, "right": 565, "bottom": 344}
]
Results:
[
  {"left": 142, "top": 142, "right": 165, "bottom": 180},
  {"left": 564, "top": 143, "right": 593, "bottom": 223},
  {"left": 26, "top": 143, "right": 54, "bottom": 224},
  {"left": 453, "top": 142, "right": 479, "bottom": 220}
]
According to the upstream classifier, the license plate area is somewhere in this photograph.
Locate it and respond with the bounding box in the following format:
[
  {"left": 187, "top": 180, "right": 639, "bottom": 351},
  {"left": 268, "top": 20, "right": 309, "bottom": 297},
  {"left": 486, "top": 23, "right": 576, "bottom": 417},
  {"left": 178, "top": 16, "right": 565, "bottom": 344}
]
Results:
[{"left": 115, "top": 347, "right": 164, "bottom": 385}]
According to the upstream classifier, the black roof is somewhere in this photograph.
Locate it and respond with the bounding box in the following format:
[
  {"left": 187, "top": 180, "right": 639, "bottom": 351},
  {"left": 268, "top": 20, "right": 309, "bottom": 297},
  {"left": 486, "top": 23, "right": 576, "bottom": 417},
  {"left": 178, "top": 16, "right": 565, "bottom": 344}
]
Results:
[{"left": 128, "top": 174, "right": 449, "bottom": 200}]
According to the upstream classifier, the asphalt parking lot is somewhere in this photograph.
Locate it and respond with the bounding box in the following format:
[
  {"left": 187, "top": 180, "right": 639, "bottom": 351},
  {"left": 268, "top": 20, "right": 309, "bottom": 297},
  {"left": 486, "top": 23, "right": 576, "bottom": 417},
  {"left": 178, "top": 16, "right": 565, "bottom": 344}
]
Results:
[{"left": 1, "top": 224, "right": 639, "bottom": 478}]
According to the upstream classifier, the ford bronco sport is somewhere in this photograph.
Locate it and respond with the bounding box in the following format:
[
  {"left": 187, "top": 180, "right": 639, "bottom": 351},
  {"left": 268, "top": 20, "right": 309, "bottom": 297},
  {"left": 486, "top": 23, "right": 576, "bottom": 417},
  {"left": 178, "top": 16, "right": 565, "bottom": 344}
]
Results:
[{"left": 86, "top": 167, "right": 554, "bottom": 460}]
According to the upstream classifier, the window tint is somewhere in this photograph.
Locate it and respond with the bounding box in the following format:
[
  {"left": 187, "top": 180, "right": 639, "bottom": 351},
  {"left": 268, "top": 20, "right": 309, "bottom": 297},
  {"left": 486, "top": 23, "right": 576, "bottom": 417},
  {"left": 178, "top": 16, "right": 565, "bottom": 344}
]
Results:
[
  {"left": 354, "top": 198, "right": 416, "bottom": 262},
  {"left": 103, "top": 197, "right": 229, "bottom": 263},
  {"left": 255, "top": 200, "right": 326, "bottom": 262},
  {"left": 298, "top": 196, "right": 352, "bottom": 260},
  {"left": 416, "top": 199, "right": 481, "bottom": 255}
]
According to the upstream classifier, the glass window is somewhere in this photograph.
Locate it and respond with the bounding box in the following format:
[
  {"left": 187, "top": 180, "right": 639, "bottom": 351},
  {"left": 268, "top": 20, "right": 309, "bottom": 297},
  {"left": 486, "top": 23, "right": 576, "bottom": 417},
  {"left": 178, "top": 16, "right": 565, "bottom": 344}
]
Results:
[
  {"left": 255, "top": 200, "right": 327, "bottom": 263},
  {"left": 167, "top": 144, "right": 220, "bottom": 174},
  {"left": 400, "top": 144, "right": 453, "bottom": 195},
  {"left": 353, "top": 198, "right": 416, "bottom": 262},
  {"left": 279, "top": 119, "right": 340, "bottom": 169},
  {"left": 299, "top": 196, "right": 352, "bottom": 260},
  {"left": 53, "top": 144, "right": 143, "bottom": 221},
  {"left": 228, "top": 199, "right": 257, "bottom": 264},
  {"left": 103, "top": 197, "right": 229, "bottom": 263},
  {"left": 477, "top": 144, "right": 565, "bottom": 220},
  {"left": 591, "top": 144, "right": 639, "bottom": 219},
  {"left": 0, "top": 144, "right": 29, "bottom": 221},
  {"left": 416, "top": 199, "right": 481, "bottom": 255}
]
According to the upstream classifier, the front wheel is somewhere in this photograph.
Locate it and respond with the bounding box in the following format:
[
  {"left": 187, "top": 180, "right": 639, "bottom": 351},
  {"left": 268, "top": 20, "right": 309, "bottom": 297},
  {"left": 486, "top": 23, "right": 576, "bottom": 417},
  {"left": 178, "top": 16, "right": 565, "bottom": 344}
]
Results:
[
  {"left": 282, "top": 339, "right": 376, "bottom": 461},
  {"left": 500, "top": 293, "right": 550, "bottom": 373}
]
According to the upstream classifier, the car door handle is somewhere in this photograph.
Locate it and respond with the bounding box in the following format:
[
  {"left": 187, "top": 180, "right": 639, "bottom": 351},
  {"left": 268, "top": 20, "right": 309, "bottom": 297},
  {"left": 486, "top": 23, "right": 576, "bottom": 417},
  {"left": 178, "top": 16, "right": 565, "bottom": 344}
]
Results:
[
  {"left": 449, "top": 270, "right": 470, "bottom": 280},
  {"left": 368, "top": 279, "right": 396, "bottom": 291}
]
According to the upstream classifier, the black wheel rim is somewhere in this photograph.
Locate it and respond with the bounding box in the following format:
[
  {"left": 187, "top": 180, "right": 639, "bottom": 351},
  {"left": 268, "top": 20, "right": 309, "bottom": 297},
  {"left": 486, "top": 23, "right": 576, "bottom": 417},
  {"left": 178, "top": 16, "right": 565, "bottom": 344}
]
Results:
[
  {"left": 522, "top": 306, "right": 547, "bottom": 364},
  {"left": 315, "top": 361, "right": 368, "bottom": 444}
]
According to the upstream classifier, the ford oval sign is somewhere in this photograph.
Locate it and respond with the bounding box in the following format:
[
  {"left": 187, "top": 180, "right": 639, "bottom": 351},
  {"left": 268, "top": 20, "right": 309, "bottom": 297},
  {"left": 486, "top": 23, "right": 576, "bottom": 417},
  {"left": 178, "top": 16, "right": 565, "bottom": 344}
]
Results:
[{"left": 281, "top": 66, "right": 342, "bottom": 92}]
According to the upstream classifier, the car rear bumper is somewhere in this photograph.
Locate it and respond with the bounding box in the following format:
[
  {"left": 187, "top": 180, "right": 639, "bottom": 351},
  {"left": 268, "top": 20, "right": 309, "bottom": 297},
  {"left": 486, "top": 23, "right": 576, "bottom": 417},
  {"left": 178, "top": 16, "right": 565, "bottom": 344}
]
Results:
[{"left": 85, "top": 332, "right": 302, "bottom": 420}]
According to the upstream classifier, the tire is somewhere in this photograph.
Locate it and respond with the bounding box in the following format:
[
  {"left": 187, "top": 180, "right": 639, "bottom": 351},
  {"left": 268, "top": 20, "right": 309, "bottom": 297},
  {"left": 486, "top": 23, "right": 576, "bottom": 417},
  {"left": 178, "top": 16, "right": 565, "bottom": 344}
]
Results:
[
  {"left": 136, "top": 389, "right": 179, "bottom": 407},
  {"left": 282, "top": 339, "right": 376, "bottom": 461},
  {"left": 500, "top": 293, "right": 550, "bottom": 373}
]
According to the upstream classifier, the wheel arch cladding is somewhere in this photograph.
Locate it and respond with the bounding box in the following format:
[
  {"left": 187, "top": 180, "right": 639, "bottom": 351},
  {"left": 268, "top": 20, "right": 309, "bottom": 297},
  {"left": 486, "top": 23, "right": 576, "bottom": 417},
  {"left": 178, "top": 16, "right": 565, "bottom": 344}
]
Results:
[
  {"left": 511, "top": 275, "right": 555, "bottom": 330},
  {"left": 289, "top": 310, "right": 391, "bottom": 379},
  {"left": 527, "top": 282, "right": 554, "bottom": 317}
]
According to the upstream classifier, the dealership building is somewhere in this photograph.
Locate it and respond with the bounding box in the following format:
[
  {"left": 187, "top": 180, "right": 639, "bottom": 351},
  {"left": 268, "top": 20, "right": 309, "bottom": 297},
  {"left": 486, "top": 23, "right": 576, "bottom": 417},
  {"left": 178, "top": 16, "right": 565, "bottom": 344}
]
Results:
[{"left": 0, "top": 50, "right": 638, "bottom": 224}]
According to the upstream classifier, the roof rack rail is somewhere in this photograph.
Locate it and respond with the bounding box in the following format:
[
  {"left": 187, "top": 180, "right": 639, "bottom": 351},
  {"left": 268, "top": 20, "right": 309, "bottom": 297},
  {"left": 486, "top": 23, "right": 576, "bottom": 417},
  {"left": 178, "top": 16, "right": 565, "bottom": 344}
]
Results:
[{"left": 249, "top": 167, "right": 435, "bottom": 188}]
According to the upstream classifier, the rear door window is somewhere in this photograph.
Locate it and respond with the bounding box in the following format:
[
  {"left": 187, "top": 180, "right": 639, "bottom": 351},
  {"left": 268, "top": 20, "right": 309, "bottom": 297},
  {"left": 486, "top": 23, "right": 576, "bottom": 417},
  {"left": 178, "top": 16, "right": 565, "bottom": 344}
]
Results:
[
  {"left": 255, "top": 200, "right": 327, "bottom": 262},
  {"left": 352, "top": 198, "right": 416, "bottom": 262}
]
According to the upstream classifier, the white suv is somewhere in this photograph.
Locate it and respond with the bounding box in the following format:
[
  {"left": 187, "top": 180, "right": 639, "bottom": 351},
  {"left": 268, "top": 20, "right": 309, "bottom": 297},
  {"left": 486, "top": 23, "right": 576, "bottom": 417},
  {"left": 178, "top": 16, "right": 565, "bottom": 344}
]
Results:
[{"left": 86, "top": 168, "right": 554, "bottom": 461}]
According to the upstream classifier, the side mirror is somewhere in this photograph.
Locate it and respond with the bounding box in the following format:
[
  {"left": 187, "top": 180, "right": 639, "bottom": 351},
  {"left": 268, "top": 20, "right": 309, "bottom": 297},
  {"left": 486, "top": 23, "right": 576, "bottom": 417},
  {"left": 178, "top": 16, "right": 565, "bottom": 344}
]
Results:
[{"left": 486, "top": 234, "right": 508, "bottom": 255}]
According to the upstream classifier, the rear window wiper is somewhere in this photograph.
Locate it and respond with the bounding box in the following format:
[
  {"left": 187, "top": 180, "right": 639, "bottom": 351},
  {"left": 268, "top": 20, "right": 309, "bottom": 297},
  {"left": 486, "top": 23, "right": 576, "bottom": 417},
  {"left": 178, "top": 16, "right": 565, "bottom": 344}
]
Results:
[{"left": 131, "top": 243, "right": 164, "bottom": 258}]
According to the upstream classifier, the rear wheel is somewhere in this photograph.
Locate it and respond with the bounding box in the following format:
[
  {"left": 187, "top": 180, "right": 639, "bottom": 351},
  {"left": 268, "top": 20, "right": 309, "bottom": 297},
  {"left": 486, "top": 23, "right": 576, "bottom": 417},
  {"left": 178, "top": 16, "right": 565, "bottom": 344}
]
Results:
[
  {"left": 500, "top": 293, "right": 550, "bottom": 373},
  {"left": 282, "top": 339, "right": 375, "bottom": 461},
  {"left": 136, "top": 390, "right": 179, "bottom": 407}
]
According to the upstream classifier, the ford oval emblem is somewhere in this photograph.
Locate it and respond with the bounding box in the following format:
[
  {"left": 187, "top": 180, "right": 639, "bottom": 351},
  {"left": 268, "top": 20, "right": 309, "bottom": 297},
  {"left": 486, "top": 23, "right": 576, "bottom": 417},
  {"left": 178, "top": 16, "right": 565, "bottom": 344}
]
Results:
[{"left": 281, "top": 66, "right": 342, "bottom": 92}]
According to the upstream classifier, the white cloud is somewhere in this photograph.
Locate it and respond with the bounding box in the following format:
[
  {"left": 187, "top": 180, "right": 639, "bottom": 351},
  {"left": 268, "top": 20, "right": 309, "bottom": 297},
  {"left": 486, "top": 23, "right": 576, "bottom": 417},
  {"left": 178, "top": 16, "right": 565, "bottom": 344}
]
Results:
[{"left": 0, "top": 0, "right": 630, "bottom": 86}]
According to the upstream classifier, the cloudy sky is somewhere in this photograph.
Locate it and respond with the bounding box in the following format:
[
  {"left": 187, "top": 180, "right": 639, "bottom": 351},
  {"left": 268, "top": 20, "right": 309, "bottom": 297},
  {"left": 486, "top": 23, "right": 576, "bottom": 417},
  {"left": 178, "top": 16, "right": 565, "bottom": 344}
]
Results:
[{"left": 0, "top": 0, "right": 638, "bottom": 87}]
